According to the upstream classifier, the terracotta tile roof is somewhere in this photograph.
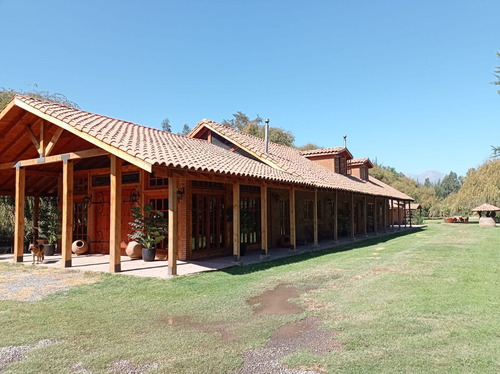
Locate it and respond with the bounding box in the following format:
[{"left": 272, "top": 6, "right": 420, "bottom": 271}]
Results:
[
  {"left": 190, "top": 120, "right": 414, "bottom": 200},
  {"left": 12, "top": 96, "right": 308, "bottom": 185},
  {"left": 348, "top": 158, "right": 373, "bottom": 168},
  {"left": 13, "top": 95, "right": 413, "bottom": 200},
  {"left": 300, "top": 147, "right": 345, "bottom": 156}
]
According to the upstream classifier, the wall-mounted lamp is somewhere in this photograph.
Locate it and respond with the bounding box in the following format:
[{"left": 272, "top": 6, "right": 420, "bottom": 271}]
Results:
[{"left": 177, "top": 187, "right": 185, "bottom": 201}]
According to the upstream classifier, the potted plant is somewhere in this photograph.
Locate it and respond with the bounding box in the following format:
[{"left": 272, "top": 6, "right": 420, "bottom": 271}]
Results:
[
  {"left": 128, "top": 204, "right": 168, "bottom": 262},
  {"left": 38, "top": 205, "right": 61, "bottom": 256},
  {"left": 240, "top": 209, "right": 256, "bottom": 256}
]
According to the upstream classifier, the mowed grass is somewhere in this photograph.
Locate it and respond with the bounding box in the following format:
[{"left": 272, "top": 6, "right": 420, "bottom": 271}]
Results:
[{"left": 0, "top": 222, "right": 499, "bottom": 373}]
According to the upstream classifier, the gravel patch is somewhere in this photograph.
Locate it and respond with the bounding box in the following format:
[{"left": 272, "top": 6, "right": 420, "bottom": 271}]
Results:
[
  {"left": 110, "top": 359, "right": 158, "bottom": 374},
  {"left": 0, "top": 267, "right": 99, "bottom": 301},
  {"left": 235, "top": 317, "right": 341, "bottom": 374},
  {"left": 0, "top": 339, "right": 60, "bottom": 372}
]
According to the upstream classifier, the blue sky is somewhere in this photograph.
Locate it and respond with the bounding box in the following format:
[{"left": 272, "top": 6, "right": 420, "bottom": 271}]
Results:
[{"left": 1, "top": 0, "right": 499, "bottom": 178}]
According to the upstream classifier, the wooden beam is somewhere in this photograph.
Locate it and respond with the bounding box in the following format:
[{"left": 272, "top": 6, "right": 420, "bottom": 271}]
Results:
[
  {"left": 374, "top": 197, "right": 378, "bottom": 234},
  {"left": 232, "top": 183, "right": 240, "bottom": 262},
  {"left": 109, "top": 155, "right": 122, "bottom": 273},
  {"left": 13, "top": 167, "right": 25, "bottom": 263},
  {"left": 0, "top": 148, "right": 109, "bottom": 171},
  {"left": 0, "top": 129, "right": 24, "bottom": 160},
  {"left": 15, "top": 98, "right": 154, "bottom": 173},
  {"left": 61, "top": 160, "right": 74, "bottom": 268},
  {"left": 313, "top": 189, "right": 318, "bottom": 246},
  {"left": 289, "top": 187, "right": 296, "bottom": 249},
  {"left": 26, "top": 125, "right": 41, "bottom": 154},
  {"left": 168, "top": 177, "right": 178, "bottom": 276},
  {"left": 260, "top": 186, "right": 268, "bottom": 255},
  {"left": 0, "top": 110, "right": 29, "bottom": 139},
  {"left": 334, "top": 191, "right": 338, "bottom": 242},
  {"left": 45, "top": 127, "right": 63, "bottom": 156}
]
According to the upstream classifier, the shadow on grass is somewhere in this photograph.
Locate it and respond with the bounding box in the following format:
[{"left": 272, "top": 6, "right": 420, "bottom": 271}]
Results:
[{"left": 221, "top": 227, "right": 425, "bottom": 276}]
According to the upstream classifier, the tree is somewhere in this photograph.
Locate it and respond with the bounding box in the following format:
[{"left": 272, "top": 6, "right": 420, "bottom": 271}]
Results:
[
  {"left": 222, "top": 112, "right": 295, "bottom": 147},
  {"left": 424, "top": 178, "right": 432, "bottom": 187},
  {"left": 493, "top": 51, "right": 500, "bottom": 95},
  {"left": 298, "top": 143, "right": 321, "bottom": 151},
  {"left": 492, "top": 146, "right": 500, "bottom": 159},
  {"left": 180, "top": 124, "right": 191, "bottom": 136},
  {"left": 434, "top": 171, "right": 462, "bottom": 199},
  {"left": 161, "top": 118, "right": 171, "bottom": 132}
]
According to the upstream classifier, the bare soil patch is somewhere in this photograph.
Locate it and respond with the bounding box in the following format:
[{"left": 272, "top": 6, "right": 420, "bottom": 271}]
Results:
[{"left": 247, "top": 284, "right": 305, "bottom": 315}]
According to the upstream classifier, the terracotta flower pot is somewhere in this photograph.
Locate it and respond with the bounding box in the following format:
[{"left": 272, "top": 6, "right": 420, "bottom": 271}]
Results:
[
  {"left": 72, "top": 240, "right": 88, "bottom": 255},
  {"left": 126, "top": 241, "right": 142, "bottom": 259}
]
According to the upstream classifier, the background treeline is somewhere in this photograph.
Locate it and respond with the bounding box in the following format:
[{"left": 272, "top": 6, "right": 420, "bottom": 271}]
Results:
[{"left": 371, "top": 158, "right": 500, "bottom": 217}]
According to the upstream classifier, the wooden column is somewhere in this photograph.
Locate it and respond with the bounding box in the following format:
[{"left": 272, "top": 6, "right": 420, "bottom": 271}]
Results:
[
  {"left": 289, "top": 187, "right": 296, "bottom": 249},
  {"left": 57, "top": 176, "right": 63, "bottom": 252},
  {"left": 374, "top": 197, "right": 378, "bottom": 235},
  {"left": 404, "top": 201, "right": 407, "bottom": 228},
  {"left": 109, "top": 155, "right": 122, "bottom": 273},
  {"left": 260, "top": 186, "right": 268, "bottom": 255},
  {"left": 351, "top": 193, "right": 355, "bottom": 239},
  {"left": 313, "top": 189, "right": 318, "bottom": 246},
  {"left": 409, "top": 201, "right": 413, "bottom": 227},
  {"left": 168, "top": 177, "right": 178, "bottom": 276},
  {"left": 333, "top": 191, "right": 338, "bottom": 242},
  {"left": 33, "top": 195, "right": 40, "bottom": 242},
  {"left": 232, "top": 183, "right": 240, "bottom": 262},
  {"left": 398, "top": 200, "right": 401, "bottom": 229},
  {"left": 383, "top": 198, "right": 388, "bottom": 232},
  {"left": 390, "top": 199, "right": 394, "bottom": 230},
  {"left": 363, "top": 196, "right": 367, "bottom": 236},
  {"left": 61, "top": 159, "right": 74, "bottom": 268},
  {"left": 13, "top": 166, "right": 25, "bottom": 263}
]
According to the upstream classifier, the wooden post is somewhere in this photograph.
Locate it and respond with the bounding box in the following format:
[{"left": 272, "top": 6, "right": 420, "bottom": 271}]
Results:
[
  {"left": 351, "top": 193, "right": 355, "bottom": 240},
  {"left": 260, "top": 186, "right": 268, "bottom": 255},
  {"left": 13, "top": 166, "right": 25, "bottom": 263},
  {"left": 398, "top": 200, "right": 401, "bottom": 229},
  {"left": 313, "top": 189, "right": 318, "bottom": 246},
  {"left": 232, "top": 183, "right": 240, "bottom": 262},
  {"left": 363, "top": 196, "right": 367, "bottom": 236},
  {"left": 109, "top": 155, "right": 122, "bottom": 273},
  {"left": 383, "top": 198, "right": 388, "bottom": 232},
  {"left": 333, "top": 191, "right": 338, "bottom": 242},
  {"left": 61, "top": 159, "right": 74, "bottom": 268},
  {"left": 168, "top": 177, "right": 178, "bottom": 276},
  {"left": 33, "top": 195, "right": 40, "bottom": 242},
  {"left": 289, "top": 187, "right": 296, "bottom": 249},
  {"left": 390, "top": 199, "right": 394, "bottom": 231},
  {"left": 374, "top": 197, "right": 378, "bottom": 235}
]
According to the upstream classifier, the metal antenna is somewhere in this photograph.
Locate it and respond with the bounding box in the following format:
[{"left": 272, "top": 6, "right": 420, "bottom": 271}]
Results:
[{"left": 265, "top": 118, "right": 270, "bottom": 153}]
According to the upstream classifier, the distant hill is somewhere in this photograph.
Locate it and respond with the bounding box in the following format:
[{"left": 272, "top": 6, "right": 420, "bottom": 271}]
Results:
[{"left": 405, "top": 170, "right": 445, "bottom": 184}]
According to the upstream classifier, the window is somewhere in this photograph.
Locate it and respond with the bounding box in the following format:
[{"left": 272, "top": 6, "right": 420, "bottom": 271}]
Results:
[
  {"left": 74, "top": 177, "right": 88, "bottom": 195},
  {"left": 192, "top": 180, "right": 224, "bottom": 190},
  {"left": 149, "top": 198, "right": 169, "bottom": 250},
  {"left": 73, "top": 201, "right": 88, "bottom": 241},
  {"left": 148, "top": 173, "right": 168, "bottom": 189}
]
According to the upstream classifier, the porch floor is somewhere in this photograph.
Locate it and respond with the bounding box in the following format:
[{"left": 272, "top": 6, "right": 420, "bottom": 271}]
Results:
[{"left": 0, "top": 226, "right": 420, "bottom": 278}]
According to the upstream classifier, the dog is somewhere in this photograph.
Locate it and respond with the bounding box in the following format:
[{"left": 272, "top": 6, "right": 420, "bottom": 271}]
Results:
[{"left": 29, "top": 244, "right": 45, "bottom": 264}]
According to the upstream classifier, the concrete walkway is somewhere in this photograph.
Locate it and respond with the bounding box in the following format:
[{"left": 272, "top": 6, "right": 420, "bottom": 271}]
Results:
[{"left": 0, "top": 226, "right": 420, "bottom": 279}]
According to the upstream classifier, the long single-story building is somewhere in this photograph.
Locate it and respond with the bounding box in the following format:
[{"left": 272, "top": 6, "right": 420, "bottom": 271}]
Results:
[{"left": 0, "top": 95, "right": 413, "bottom": 275}]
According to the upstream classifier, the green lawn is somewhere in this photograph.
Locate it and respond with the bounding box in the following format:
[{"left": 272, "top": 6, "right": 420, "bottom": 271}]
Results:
[{"left": 1, "top": 222, "right": 499, "bottom": 373}]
